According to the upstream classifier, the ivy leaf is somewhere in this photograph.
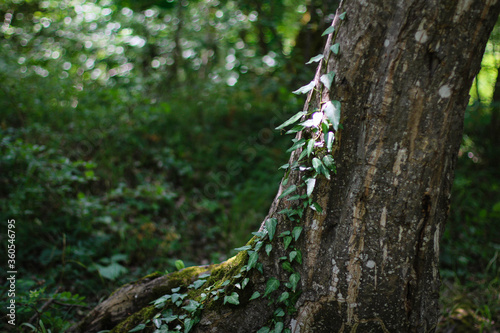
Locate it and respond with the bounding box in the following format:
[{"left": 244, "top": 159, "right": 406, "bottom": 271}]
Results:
[
  {"left": 129, "top": 323, "right": 146, "bottom": 332},
  {"left": 274, "top": 307, "right": 285, "bottom": 317},
  {"left": 282, "top": 261, "right": 294, "bottom": 273},
  {"left": 224, "top": 292, "right": 240, "bottom": 305},
  {"left": 330, "top": 43, "right": 340, "bottom": 55},
  {"left": 323, "top": 155, "right": 335, "bottom": 171},
  {"left": 331, "top": 100, "right": 341, "bottom": 131},
  {"left": 278, "top": 291, "right": 290, "bottom": 303},
  {"left": 326, "top": 131, "right": 335, "bottom": 152},
  {"left": 264, "top": 277, "right": 280, "bottom": 297},
  {"left": 296, "top": 249, "right": 303, "bottom": 264},
  {"left": 233, "top": 245, "right": 252, "bottom": 252},
  {"left": 289, "top": 273, "right": 301, "bottom": 292},
  {"left": 339, "top": 12, "right": 346, "bottom": 20},
  {"left": 265, "top": 243, "right": 272, "bottom": 256},
  {"left": 184, "top": 318, "right": 195, "bottom": 333},
  {"left": 286, "top": 138, "right": 306, "bottom": 153},
  {"left": 242, "top": 278, "right": 249, "bottom": 289},
  {"left": 286, "top": 124, "right": 304, "bottom": 134},
  {"left": 312, "top": 158, "right": 323, "bottom": 174},
  {"left": 278, "top": 231, "right": 291, "bottom": 237},
  {"left": 182, "top": 300, "right": 200, "bottom": 313},
  {"left": 247, "top": 251, "right": 259, "bottom": 271},
  {"left": 283, "top": 236, "right": 293, "bottom": 250},
  {"left": 292, "top": 80, "right": 315, "bottom": 95},
  {"left": 265, "top": 218, "right": 278, "bottom": 241},
  {"left": 276, "top": 111, "right": 307, "bottom": 130},
  {"left": 292, "top": 227, "right": 303, "bottom": 241},
  {"left": 306, "top": 54, "right": 324, "bottom": 64},
  {"left": 257, "top": 327, "right": 270, "bottom": 333},
  {"left": 192, "top": 279, "right": 207, "bottom": 289},
  {"left": 322, "top": 25, "right": 335, "bottom": 36},
  {"left": 306, "top": 178, "right": 316, "bottom": 197},
  {"left": 275, "top": 322, "right": 284, "bottom": 333},
  {"left": 301, "top": 112, "right": 322, "bottom": 128},
  {"left": 278, "top": 184, "right": 297, "bottom": 199},
  {"left": 289, "top": 250, "right": 297, "bottom": 263},
  {"left": 249, "top": 291, "right": 261, "bottom": 300},
  {"left": 320, "top": 72, "right": 335, "bottom": 90}
]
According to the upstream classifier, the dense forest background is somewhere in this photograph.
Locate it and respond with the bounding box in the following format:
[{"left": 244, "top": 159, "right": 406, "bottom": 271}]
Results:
[{"left": 0, "top": 0, "right": 499, "bottom": 331}]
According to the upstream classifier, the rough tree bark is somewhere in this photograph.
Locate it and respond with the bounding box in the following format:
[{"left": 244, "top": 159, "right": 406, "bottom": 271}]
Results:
[{"left": 71, "top": 1, "right": 500, "bottom": 332}]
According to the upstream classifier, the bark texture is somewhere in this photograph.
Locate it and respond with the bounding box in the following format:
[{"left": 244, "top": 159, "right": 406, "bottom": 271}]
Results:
[{"left": 74, "top": 1, "right": 500, "bottom": 332}]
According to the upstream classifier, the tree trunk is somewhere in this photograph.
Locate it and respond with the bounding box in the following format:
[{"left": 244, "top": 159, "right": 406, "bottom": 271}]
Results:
[{"left": 71, "top": 1, "right": 500, "bottom": 332}]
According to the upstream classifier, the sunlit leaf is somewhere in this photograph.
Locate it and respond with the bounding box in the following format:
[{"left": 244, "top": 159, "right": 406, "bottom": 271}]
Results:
[
  {"left": 292, "top": 80, "right": 315, "bottom": 94},
  {"left": 265, "top": 218, "right": 278, "bottom": 240},
  {"left": 249, "top": 291, "right": 261, "bottom": 300},
  {"left": 320, "top": 72, "right": 335, "bottom": 90},
  {"left": 224, "top": 292, "right": 240, "bottom": 305},
  {"left": 322, "top": 25, "right": 335, "bottom": 36},
  {"left": 306, "top": 54, "right": 324, "bottom": 64},
  {"left": 278, "top": 185, "right": 297, "bottom": 199},
  {"left": 276, "top": 111, "right": 307, "bottom": 130},
  {"left": 306, "top": 178, "right": 316, "bottom": 197},
  {"left": 330, "top": 43, "right": 340, "bottom": 55}
]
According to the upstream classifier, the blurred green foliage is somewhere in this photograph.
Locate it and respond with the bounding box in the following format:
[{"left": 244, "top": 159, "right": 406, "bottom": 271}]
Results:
[{"left": 0, "top": 0, "right": 498, "bottom": 331}]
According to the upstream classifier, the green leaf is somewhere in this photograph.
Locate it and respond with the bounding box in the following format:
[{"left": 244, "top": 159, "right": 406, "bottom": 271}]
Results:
[
  {"left": 320, "top": 72, "right": 335, "bottom": 90},
  {"left": 292, "top": 227, "right": 303, "bottom": 241},
  {"left": 242, "top": 278, "right": 250, "bottom": 289},
  {"left": 265, "top": 218, "right": 278, "bottom": 240},
  {"left": 286, "top": 138, "right": 306, "bottom": 153},
  {"left": 286, "top": 125, "right": 304, "bottom": 134},
  {"left": 282, "top": 261, "right": 294, "bottom": 273},
  {"left": 279, "top": 231, "right": 291, "bottom": 237},
  {"left": 264, "top": 277, "right": 280, "bottom": 297},
  {"left": 221, "top": 280, "right": 230, "bottom": 287},
  {"left": 322, "top": 25, "right": 335, "bottom": 36},
  {"left": 257, "top": 327, "right": 270, "bottom": 333},
  {"left": 274, "top": 322, "right": 284, "bottom": 333},
  {"left": 289, "top": 250, "right": 297, "bottom": 263},
  {"left": 276, "top": 111, "right": 307, "bottom": 130},
  {"left": 249, "top": 291, "right": 261, "bottom": 300},
  {"left": 182, "top": 300, "right": 200, "bottom": 313},
  {"left": 339, "top": 12, "right": 346, "bottom": 20},
  {"left": 129, "top": 323, "right": 146, "bottom": 332},
  {"left": 326, "top": 131, "right": 335, "bottom": 152},
  {"left": 306, "top": 54, "right": 324, "bottom": 64},
  {"left": 274, "top": 307, "right": 285, "bottom": 317},
  {"left": 279, "top": 163, "right": 289, "bottom": 170},
  {"left": 330, "top": 43, "right": 340, "bottom": 55},
  {"left": 312, "top": 158, "right": 323, "bottom": 174},
  {"left": 278, "top": 184, "right": 297, "bottom": 199},
  {"left": 175, "top": 260, "right": 185, "bottom": 271},
  {"left": 306, "top": 178, "right": 316, "bottom": 197},
  {"left": 306, "top": 139, "right": 315, "bottom": 157},
  {"left": 184, "top": 317, "right": 195, "bottom": 333},
  {"left": 289, "top": 273, "right": 301, "bottom": 292},
  {"left": 171, "top": 287, "right": 181, "bottom": 293},
  {"left": 310, "top": 202, "right": 323, "bottom": 213},
  {"left": 283, "top": 236, "right": 292, "bottom": 250},
  {"left": 224, "top": 292, "right": 240, "bottom": 305},
  {"left": 331, "top": 100, "right": 341, "bottom": 131},
  {"left": 247, "top": 251, "right": 259, "bottom": 271},
  {"left": 234, "top": 245, "right": 252, "bottom": 252},
  {"left": 323, "top": 155, "right": 335, "bottom": 171},
  {"left": 265, "top": 243, "right": 273, "bottom": 256},
  {"left": 192, "top": 279, "right": 207, "bottom": 289},
  {"left": 292, "top": 80, "right": 315, "bottom": 94},
  {"left": 296, "top": 249, "right": 303, "bottom": 264}
]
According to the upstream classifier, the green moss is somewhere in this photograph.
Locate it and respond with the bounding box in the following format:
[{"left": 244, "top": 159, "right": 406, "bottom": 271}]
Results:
[
  {"left": 108, "top": 248, "right": 254, "bottom": 332},
  {"left": 110, "top": 305, "right": 158, "bottom": 333}
]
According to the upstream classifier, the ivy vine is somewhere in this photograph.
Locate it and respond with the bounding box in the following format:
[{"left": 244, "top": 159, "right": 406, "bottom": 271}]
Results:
[{"left": 134, "top": 10, "right": 346, "bottom": 333}]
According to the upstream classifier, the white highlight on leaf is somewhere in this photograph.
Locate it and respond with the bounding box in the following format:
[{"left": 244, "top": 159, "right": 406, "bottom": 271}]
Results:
[{"left": 439, "top": 84, "right": 451, "bottom": 98}]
